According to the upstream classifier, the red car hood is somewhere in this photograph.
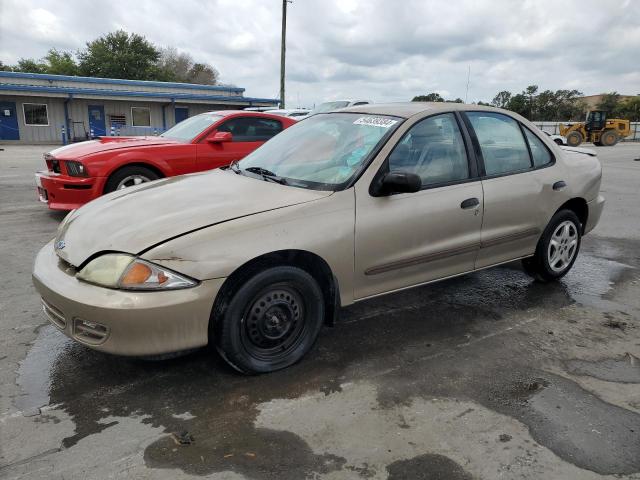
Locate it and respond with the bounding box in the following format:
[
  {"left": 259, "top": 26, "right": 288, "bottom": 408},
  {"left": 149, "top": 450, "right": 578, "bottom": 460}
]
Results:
[{"left": 48, "top": 136, "right": 182, "bottom": 158}]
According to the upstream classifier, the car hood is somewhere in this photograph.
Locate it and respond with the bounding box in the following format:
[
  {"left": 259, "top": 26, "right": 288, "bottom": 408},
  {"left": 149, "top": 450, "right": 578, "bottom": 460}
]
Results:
[
  {"left": 54, "top": 169, "right": 332, "bottom": 267},
  {"left": 48, "top": 136, "right": 181, "bottom": 159}
]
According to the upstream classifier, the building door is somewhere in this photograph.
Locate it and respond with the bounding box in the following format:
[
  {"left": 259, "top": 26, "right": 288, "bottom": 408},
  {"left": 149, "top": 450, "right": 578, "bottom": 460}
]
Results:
[
  {"left": 0, "top": 102, "right": 20, "bottom": 140},
  {"left": 88, "top": 105, "right": 106, "bottom": 138},
  {"left": 175, "top": 107, "right": 189, "bottom": 124}
]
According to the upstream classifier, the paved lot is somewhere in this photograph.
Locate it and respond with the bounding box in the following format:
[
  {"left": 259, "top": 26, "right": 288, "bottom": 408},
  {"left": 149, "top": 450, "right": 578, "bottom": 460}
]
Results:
[{"left": 1, "top": 143, "right": 640, "bottom": 479}]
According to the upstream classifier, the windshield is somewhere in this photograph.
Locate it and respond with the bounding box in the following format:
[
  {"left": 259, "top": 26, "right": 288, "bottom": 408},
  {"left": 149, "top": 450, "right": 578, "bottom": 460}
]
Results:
[
  {"left": 160, "top": 114, "right": 222, "bottom": 141},
  {"left": 310, "top": 101, "right": 351, "bottom": 115},
  {"left": 237, "top": 112, "right": 402, "bottom": 190}
]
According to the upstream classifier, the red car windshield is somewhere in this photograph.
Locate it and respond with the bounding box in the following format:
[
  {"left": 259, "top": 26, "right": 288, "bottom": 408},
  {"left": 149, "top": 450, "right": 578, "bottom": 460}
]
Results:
[{"left": 160, "top": 114, "right": 222, "bottom": 141}]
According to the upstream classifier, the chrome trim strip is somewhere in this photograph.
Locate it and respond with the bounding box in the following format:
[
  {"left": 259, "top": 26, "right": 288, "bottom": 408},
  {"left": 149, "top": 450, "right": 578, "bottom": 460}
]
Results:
[
  {"left": 364, "top": 243, "right": 481, "bottom": 276},
  {"left": 480, "top": 227, "right": 540, "bottom": 249}
]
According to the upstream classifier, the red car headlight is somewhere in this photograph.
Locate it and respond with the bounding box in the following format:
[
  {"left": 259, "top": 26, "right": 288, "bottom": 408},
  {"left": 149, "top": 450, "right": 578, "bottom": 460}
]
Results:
[{"left": 65, "top": 160, "right": 89, "bottom": 177}]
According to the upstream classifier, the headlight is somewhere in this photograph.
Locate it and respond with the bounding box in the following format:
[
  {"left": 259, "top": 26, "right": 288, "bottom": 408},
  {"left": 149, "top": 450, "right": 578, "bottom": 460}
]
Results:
[
  {"left": 76, "top": 253, "right": 197, "bottom": 290},
  {"left": 65, "top": 160, "right": 88, "bottom": 177}
]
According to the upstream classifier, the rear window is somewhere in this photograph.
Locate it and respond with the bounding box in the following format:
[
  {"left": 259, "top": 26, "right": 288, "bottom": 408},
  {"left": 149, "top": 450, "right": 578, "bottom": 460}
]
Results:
[{"left": 467, "top": 112, "right": 531, "bottom": 176}]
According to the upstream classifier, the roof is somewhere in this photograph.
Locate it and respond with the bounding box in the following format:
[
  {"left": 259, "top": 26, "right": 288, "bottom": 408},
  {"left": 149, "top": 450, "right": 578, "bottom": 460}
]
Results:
[
  {"left": 338, "top": 102, "right": 499, "bottom": 118},
  {"left": 0, "top": 70, "right": 245, "bottom": 92},
  {"left": 0, "top": 71, "right": 279, "bottom": 106}
]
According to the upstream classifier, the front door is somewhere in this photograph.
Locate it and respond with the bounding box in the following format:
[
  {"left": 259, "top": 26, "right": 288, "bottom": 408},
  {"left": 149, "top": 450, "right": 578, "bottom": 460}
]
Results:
[
  {"left": 88, "top": 105, "right": 106, "bottom": 138},
  {"left": 175, "top": 107, "right": 189, "bottom": 124},
  {"left": 0, "top": 102, "right": 20, "bottom": 140},
  {"left": 354, "top": 113, "right": 484, "bottom": 300},
  {"left": 196, "top": 116, "right": 283, "bottom": 171}
]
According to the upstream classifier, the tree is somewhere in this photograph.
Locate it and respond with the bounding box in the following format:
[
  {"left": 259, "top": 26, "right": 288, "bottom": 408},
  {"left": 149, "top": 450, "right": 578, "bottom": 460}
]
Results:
[
  {"left": 77, "top": 30, "right": 161, "bottom": 80},
  {"left": 0, "top": 60, "right": 11, "bottom": 71},
  {"left": 187, "top": 62, "right": 219, "bottom": 85},
  {"left": 506, "top": 93, "right": 529, "bottom": 117},
  {"left": 412, "top": 93, "right": 445, "bottom": 102},
  {"left": 44, "top": 49, "right": 79, "bottom": 76},
  {"left": 15, "top": 58, "right": 48, "bottom": 73},
  {"left": 597, "top": 92, "right": 621, "bottom": 114},
  {"left": 491, "top": 91, "right": 512, "bottom": 109},
  {"left": 617, "top": 97, "right": 640, "bottom": 121}
]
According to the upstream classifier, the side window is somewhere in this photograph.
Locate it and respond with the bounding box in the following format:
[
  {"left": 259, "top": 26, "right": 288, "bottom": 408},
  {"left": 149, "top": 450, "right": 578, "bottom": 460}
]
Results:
[
  {"left": 217, "top": 117, "right": 283, "bottom": 141},
  {"left": 466, "top": 112, "right": 531, "bottom": 176},
  {"left": 523, "top": 128, "right": 553, "bottom": 167},
  {"left": 388, "top": 113, "right": 469, "bottom": 187}
]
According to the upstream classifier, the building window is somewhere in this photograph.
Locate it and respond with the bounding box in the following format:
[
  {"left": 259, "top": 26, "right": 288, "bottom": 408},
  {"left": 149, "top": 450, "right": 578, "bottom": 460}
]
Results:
[
  {"left": 131, "top": 107, "right": 151, "bottom": 127},
  {"left": 109, "top": 114, "right": 126, "bottom": 126},
  {"left": 23, "top": 103, "right": 49, "bottom": 126}
]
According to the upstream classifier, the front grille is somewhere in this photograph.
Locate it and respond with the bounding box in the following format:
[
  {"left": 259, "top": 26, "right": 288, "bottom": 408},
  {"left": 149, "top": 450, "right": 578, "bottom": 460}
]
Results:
[
  {"left": 42, "top": 298, "right": 66, "bottom": 329},
  {"left": 73, "top": 318, "right": 109, "bottom": 345},
  {"left": 64, "top": 161, "right": 86, "bottom": 177}
]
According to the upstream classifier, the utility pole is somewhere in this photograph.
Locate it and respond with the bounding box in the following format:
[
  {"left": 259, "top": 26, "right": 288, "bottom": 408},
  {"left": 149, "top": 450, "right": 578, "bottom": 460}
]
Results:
[{"left": 280, "top": 0, "right": 291, "bottom": 109}]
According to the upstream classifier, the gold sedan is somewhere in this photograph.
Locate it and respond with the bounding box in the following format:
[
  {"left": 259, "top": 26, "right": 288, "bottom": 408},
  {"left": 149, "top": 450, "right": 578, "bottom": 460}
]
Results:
[{"left": 33, "top": 103, "right": 605, "bottom": 373}]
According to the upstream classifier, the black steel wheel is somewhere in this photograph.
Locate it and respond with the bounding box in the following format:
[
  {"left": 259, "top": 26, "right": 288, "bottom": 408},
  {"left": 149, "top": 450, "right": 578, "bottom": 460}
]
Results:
[{"left": 215, "top": 266, "right": 325, "bottom": 373}]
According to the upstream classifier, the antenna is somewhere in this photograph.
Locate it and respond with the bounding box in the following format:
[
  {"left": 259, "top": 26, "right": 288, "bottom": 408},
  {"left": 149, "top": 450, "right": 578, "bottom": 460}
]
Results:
[{"left": 465, "top": 65, "right": 471, "bottom": 103}]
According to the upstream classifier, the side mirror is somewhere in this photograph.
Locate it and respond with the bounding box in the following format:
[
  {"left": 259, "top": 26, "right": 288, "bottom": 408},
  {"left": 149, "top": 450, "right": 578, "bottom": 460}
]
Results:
[
  {"left": 208, "top": 131, "right": 232, "bottom": 143},
  {"left": 373, "top": 171, "right": 422, "bottom": 196}
]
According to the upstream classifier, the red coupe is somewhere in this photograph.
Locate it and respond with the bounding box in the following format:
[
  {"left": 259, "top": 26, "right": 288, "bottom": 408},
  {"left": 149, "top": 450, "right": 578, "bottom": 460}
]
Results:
[{"left": 35, "top": 111, "right": 296, "bottom": 210}]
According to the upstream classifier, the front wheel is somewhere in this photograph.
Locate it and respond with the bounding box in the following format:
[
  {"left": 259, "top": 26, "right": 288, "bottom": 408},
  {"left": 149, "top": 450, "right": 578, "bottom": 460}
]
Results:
[
  {"left": 522, "top": 210, "right": 581, "bottom": 282},
  {"left": 104, "top": 165, "right": 159, "bottom": 193},
  {"left": 215, "top": 266, "right": 325, "bottom": 374},
  {"left": 566, "top": 131, "right": 583, "bottom": 147}
]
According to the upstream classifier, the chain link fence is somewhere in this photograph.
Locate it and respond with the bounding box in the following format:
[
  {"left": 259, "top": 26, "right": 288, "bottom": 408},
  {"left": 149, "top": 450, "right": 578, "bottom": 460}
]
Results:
[{"left": 533, "top": 121, "right": 639, "bottom": 142}]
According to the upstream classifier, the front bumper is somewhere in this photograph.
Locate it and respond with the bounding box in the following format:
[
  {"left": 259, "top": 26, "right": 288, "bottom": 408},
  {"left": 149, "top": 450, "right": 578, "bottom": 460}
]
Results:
[
  {"left": 32, "top": 241, "right": 225, "bottom": 356},
  {"left": 35, "top": 171, "right": 106, "bottom": 211},
  {"left": 585, "top": 194, "right": 605, "bottom": 235}
]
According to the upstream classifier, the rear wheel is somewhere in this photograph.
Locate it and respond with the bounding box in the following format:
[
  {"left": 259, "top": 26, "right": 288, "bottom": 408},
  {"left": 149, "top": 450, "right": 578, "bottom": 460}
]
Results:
[
  {"left": 522, "top": 210, "right": 581, "bottom": 282},
  {"left": 566, "top": 131, "right": 583, "bottom": 147},
  {"left": 600, "top": 129, "right": 619, "bottom": 147},
  {"left": 104, "top": 165, "right": 159, "bottom": 193},
  {"left": 215, "top": 266, "right": 325, "bottom": 374}
]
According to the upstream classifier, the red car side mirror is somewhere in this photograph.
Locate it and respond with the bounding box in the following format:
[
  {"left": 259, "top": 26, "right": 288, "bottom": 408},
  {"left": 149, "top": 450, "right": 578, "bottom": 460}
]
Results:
[{"left": 208, "top": 131, "right": 233, "bottom": 143}]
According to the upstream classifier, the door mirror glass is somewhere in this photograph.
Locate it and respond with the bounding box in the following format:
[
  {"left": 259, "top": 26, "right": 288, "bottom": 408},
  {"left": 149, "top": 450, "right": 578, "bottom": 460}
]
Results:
[
  {"left": 208, "top": 131, "right": 233, "bottom": 143},
  {"left": 377, "top": 171, "right": 422, "bottom": 195}
]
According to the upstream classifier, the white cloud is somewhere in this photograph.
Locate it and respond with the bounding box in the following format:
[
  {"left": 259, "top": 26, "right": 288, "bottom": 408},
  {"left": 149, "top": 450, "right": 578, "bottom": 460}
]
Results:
[{"left": 1, "top": 0, "right": 639, "bottom": 107}]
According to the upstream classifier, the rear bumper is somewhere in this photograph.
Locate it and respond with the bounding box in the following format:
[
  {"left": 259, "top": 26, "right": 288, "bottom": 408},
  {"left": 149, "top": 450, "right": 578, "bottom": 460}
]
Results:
[
  {"left": 585, "top": 195, "right": 605, "bottom": 235},
  {"left": 35, "top": 171, "right": 106, "bottom": 211},
  {"left": 32, "top": 240, "right": 225, "bottom": 356}
]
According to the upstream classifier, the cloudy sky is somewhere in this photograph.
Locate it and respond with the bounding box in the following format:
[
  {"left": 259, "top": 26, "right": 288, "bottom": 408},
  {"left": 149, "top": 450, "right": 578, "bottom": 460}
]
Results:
[{"left": 0, "top": 0, "right": 638, "bottom": 107}]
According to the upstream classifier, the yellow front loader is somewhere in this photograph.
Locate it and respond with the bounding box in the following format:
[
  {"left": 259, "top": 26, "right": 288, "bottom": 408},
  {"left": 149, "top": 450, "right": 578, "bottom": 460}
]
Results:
[{"left": 559, "top": 110, "right": 631, "bottom": 147}]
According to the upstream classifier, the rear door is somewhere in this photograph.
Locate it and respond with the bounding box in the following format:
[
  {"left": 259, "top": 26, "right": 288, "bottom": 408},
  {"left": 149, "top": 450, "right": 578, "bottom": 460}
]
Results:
[
  {"left": 463, "top": 111, "right": 566, "bottom": 268},
  {"left": 354, "top": 112, "right": 484, "bottom": 299},
  {"left": 195, "top": 116, "right": 283, "bottom": 171}
]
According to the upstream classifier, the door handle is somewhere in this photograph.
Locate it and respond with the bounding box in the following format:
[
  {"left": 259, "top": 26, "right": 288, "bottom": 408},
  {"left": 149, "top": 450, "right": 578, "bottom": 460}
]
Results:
[
  {"left": 553, "top": 181, "right": 567, "bottom": 191},
  {"left": 460, "top": 197, "right": 480, "bottom": 209}
]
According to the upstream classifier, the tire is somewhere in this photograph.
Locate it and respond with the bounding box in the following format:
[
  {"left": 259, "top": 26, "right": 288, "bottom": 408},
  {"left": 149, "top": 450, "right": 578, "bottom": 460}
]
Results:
[
  {"left": 104, "top": 165, "right": 160, "bottom": 193},
  {"left": 554, "top": 138, "right": 564, "bottom": 145},
  {"left": 215, "top": 266, "right": 325, "bottom": 374},
  {"left": 600, "top": 130, "right": 619, "bottom": 147},
  {"left": 522, "top": 210, "right": 581, "bottom": 282},
  {"left": 566, "top": 131, "right": 583, "bottom": 147}
]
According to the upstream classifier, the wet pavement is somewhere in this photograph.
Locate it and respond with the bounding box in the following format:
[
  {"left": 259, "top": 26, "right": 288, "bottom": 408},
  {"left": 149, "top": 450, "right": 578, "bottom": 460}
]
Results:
[{"left": 1, "top": 144, "right": 640, "bottom": 479}]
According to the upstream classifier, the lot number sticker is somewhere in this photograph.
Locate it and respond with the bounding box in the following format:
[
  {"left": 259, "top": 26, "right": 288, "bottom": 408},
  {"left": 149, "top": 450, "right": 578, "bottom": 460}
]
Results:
[{"left": 353, "top": 116, "right": 398, "bottom": 128}]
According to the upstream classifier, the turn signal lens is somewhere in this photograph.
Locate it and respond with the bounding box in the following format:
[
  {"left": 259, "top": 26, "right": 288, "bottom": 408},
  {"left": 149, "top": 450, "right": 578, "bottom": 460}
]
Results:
[{"left": 120, "top": 262, "right": 152, "bottom": 285}]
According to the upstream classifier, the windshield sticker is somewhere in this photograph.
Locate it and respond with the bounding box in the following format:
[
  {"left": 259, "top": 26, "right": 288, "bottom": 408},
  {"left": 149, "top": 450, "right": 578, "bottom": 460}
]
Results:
[{"left": 353, "top": 117, "right": 398, "bottom": 128}]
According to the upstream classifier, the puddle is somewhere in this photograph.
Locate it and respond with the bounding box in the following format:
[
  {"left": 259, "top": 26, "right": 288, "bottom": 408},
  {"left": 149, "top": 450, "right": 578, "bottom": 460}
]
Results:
[
  {"left": 566, "top": 354, "right": 640, "bottom": 383},
  {"left": 525, "top": 373, "right": 640, "bottom": 475},
  {"left": 15, "top": 324, "right": 73, "bottom": 412},
  {"left": 386, "top": 454, "right": 473, "bottom": 480}
]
